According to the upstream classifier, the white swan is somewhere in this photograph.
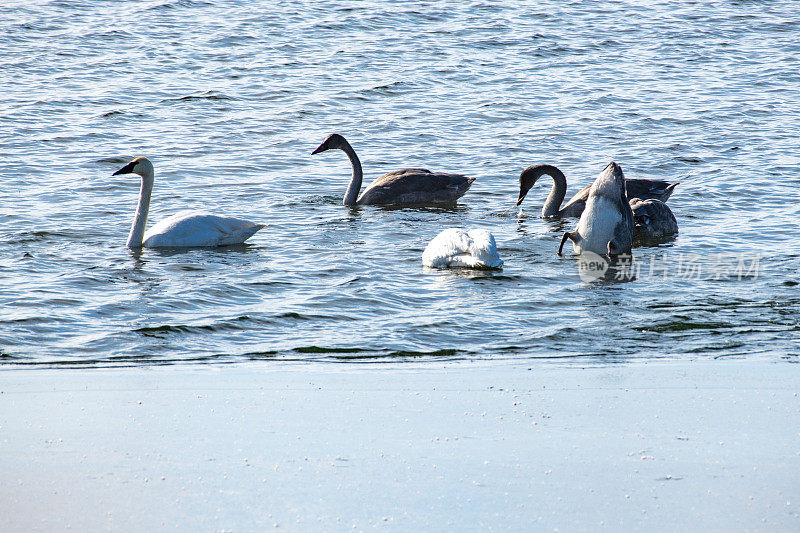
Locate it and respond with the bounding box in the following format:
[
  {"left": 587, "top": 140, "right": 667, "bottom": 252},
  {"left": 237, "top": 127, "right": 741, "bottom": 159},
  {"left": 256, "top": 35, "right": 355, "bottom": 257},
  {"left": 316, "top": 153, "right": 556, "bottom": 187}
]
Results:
[
  {"left": 422, "top": 228, "right": 503, "bottom": 269},
  {"left": 558, "top": 162, "right": 634, "bottom": 256},
  {"left": 113, "top": 157, "right": 264, "bottom": 248}
]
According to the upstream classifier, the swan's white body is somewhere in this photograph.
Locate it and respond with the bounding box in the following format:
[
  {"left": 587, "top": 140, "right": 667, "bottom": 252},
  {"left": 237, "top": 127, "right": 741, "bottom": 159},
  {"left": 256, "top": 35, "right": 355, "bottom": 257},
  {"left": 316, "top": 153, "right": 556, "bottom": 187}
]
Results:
[
  {"left": 422, "top": 228, "right": 503, "bottom": 269},
  {"left": 113, "top": 157, "right": 264, "bottom": 248},
  {"left": 140, "top": 211, "right": 264, "bottom": 248}
]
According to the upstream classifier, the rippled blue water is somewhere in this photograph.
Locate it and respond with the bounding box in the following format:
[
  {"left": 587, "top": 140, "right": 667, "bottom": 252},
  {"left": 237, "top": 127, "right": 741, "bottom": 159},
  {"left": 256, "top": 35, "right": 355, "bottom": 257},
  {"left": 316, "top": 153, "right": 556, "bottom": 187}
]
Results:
[{"left": 1, "top": 0, "right": 798, "bottom": 365}]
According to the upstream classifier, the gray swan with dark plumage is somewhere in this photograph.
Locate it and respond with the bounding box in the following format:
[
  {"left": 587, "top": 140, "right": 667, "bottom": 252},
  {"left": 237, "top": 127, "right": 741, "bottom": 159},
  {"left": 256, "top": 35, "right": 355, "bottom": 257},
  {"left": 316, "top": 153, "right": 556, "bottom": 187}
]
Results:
[
  {"left": 558, "top": 162, "right": 635, "bottom": 257},
  {"left": 514, "top": 163, "right": 678, "bottom": 218},
  {"left": 629, "top": 198, "right": 678, "bottom": 243},
  {"left": 311, "top": 134, "right": 474, "bottom": 206}
]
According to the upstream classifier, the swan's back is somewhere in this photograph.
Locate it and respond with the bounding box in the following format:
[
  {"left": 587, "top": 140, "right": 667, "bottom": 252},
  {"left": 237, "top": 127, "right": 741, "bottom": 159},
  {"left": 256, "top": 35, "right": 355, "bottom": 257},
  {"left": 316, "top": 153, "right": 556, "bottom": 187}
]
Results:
[
  {"left": 563, "top": 178, "right": 678, "bottom": 217},
  {"left": 143, "top": 211, "right": 264, "bottom": 248},
  {"left": 625, "top": 179, "right": 679, "bottom": 202},
  {"left": 422, "top": 228, "right": 503, "bottom": 269},
  {"left": 359, "top": 169, "right": 474, "bottom": 205}
]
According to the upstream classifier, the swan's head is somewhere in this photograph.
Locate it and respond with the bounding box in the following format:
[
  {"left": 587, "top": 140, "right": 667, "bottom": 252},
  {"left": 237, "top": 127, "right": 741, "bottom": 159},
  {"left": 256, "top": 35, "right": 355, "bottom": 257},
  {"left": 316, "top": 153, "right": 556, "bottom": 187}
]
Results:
[
  {"left": 516, "top": 166, "right": 543, "bottom": 206},
  {"left": 312, "top": 133, "right": 348, "bottom": 155},
  {"left": 516, "top": 164, "right": 564, "bottom": 206},
  {"left": 113, "top": 156, "right": 154, "bottom": 178}
]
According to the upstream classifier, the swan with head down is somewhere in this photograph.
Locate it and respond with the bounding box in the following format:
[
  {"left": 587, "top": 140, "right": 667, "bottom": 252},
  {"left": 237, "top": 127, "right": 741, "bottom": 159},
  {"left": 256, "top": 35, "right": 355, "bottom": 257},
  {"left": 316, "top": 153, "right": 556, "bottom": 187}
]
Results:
[
  {"left": 514, "top": 163, "right": 678, "bottom": 218},
  {"left": 113, "top": 157, "right": 264, "bottom": 248},
  {"left": 558, "top": 162, "right": 635, "bottom": 257},
  {"left": 311, "top": 134, "right": 474, "bottom": 206},
  {"left": 629, "top": 197, "right": 678, "bottom": 244},
  {"left": 422, "top": 228, "right": 503, "bottom": 269}
]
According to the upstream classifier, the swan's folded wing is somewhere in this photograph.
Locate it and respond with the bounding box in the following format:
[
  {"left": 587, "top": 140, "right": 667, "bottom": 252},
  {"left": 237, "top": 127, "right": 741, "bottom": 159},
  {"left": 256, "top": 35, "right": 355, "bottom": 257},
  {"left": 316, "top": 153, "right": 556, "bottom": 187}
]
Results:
[
  {"left": 377, "top": 168, "right": 432, "bottom": 179},
  {"left": 625, "top": 179, "right": 679, "bottom": 202},
  {"left": 560, "top": 178, "right": 678, "bottom": 218},
  {"left": 143, "top": 211, "right": 264, "bottom": 247},
  {"left": 360, "top": 171, "right": 474, "bottom": 205},
  {"left": 630, "top": 198, "right": 678, "bottom": 241},
  {"left": 422, "top": 228, "right": 472, "bottom": 268},
  {"left": 561, "top": 183, "right": 592, "bottom": 216}
]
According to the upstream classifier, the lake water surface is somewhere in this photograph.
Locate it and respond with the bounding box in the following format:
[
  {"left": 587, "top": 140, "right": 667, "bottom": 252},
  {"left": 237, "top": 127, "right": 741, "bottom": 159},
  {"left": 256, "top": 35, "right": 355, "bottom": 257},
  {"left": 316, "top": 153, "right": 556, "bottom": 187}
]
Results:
[{"left": 1, "top": 0, "right": 798, "bottom": 365}]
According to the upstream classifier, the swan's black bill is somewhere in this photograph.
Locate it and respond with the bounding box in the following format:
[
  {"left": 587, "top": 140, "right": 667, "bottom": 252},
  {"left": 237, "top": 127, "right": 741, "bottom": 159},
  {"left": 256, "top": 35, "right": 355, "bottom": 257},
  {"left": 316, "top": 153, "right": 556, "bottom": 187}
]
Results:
[
  {"left": 112, "top": 161, "right": 136, "bottom": 175},
  {"left": 311, "top": 142, "right": 327, "bottom": 155}
]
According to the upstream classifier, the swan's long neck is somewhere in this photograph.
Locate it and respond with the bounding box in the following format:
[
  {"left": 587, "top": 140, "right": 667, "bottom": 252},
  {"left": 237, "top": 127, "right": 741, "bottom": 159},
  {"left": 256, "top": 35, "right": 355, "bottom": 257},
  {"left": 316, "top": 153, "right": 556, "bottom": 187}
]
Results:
[
  {"left": 340, "top": 141, "right": 363, "bottom": 206},
  {"left": 542, "top": 166, "right": 568, "bottom": 218},
  {"left": 127, "top": 170, "right": 154, "bottom": 248}
]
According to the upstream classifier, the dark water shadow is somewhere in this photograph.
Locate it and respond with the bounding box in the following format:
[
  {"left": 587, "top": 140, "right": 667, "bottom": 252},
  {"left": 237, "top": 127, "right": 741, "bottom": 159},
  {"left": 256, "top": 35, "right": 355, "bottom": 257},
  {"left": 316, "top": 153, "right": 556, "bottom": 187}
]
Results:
[
  {"left": 352, "top": 203, "right": 470, "bottom": 214},
  {"left": 128, "top": 242, "right": 261, "bottom": 260}
]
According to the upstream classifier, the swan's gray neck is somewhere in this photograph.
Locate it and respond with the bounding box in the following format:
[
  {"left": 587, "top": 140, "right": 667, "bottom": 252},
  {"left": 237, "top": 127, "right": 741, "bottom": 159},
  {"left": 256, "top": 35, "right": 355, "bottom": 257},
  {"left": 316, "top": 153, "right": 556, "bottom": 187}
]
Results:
[
  {"left": 539, "top": 165, "right": 568, "bottom": 217},
  {"left": 127, "top": 171, "right": 153, "bottom": 248},
  {"left": 340, "top": 141, "right": 363, "bottom": 206}
]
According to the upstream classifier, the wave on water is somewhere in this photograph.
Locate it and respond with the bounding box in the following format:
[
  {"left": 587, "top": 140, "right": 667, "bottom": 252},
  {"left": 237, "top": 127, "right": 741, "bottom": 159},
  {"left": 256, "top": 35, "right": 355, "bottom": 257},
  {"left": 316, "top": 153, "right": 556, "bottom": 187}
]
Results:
[
  {"left": 145, "top": 0, "right": 213, "bottom": 11},
  {"left": 279, "top": 347, "right": 463, "bottom": 362},
  {"left": 133, "top": 315, "right": 263, "bottom": 337},
  {"left": 359, "top": 81, "right": 418, "bottom": 96},
  {"left": 97, "top": 110, "right": 128, "bottom": 118},
  {"left": 160, "top": 91, "right": 237, "bottom": 104}
]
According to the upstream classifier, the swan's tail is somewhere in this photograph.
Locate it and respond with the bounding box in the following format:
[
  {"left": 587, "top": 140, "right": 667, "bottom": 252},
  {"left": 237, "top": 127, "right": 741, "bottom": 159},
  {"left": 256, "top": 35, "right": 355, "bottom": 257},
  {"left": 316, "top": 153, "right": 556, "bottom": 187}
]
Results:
[
  {"left": 659, "top": 182, "right": 680, "bottom": 202},
  {"left": 218, "top": 223, "right": 265, "bottom": 246}
]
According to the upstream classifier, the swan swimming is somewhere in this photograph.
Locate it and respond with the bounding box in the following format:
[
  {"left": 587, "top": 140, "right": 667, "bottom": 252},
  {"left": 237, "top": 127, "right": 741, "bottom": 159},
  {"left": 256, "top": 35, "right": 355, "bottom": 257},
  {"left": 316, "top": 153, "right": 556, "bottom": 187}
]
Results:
[
  {"left": 113, "top": 157, "right": 264, "bottom": 248},
  {"left": 629, "top": 198, "right": 678, "bottom": 243},
  {"left": 311, "top": 134, "right": 474, "bottom": 206},
  {"left": 422, "top": 228, "right": 503, "bottom": 269},
  {"left": 558, "top": 162, "right": 634, "bottom": 256},
  {"left": 513, "top": 163, "right": 678, "bottom": 218}
]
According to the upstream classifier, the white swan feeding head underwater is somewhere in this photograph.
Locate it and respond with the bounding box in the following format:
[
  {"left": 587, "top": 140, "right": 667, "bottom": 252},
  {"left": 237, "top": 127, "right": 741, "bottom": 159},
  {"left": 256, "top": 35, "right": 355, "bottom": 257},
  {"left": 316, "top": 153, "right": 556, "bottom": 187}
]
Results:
[
  {"left": 422, "top": 228, "right": 503, "bottom": 269},
  {"left": 112, "top": 156, "right": 264, "bottom": 248},
  {"left": 311, "top": 133, "right": 474, "bottom": 207}
]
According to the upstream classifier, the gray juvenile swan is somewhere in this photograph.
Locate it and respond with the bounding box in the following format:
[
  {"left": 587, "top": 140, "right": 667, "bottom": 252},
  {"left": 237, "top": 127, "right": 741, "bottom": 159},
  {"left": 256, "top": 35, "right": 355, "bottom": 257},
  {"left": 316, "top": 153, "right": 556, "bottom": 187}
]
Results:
[
  {"left": 514, "top": 164, "right": 678, "bottom": 218},
  {"left": 558, "top": 162, "right": 635, "bottom": 257},
  {"left": 311, "top": 134, "right": 474, "bottom": 206},
  {"left": 629, "top": 198, "right": 678, "bottom": 244}
]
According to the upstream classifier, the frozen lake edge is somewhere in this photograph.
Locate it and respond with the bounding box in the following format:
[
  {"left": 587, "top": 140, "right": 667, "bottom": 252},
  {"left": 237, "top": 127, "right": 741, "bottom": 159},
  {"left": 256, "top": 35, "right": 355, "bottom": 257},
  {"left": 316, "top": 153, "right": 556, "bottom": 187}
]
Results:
[{"left": 2, "top": 358, "right": 799, "bottom": 531}]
